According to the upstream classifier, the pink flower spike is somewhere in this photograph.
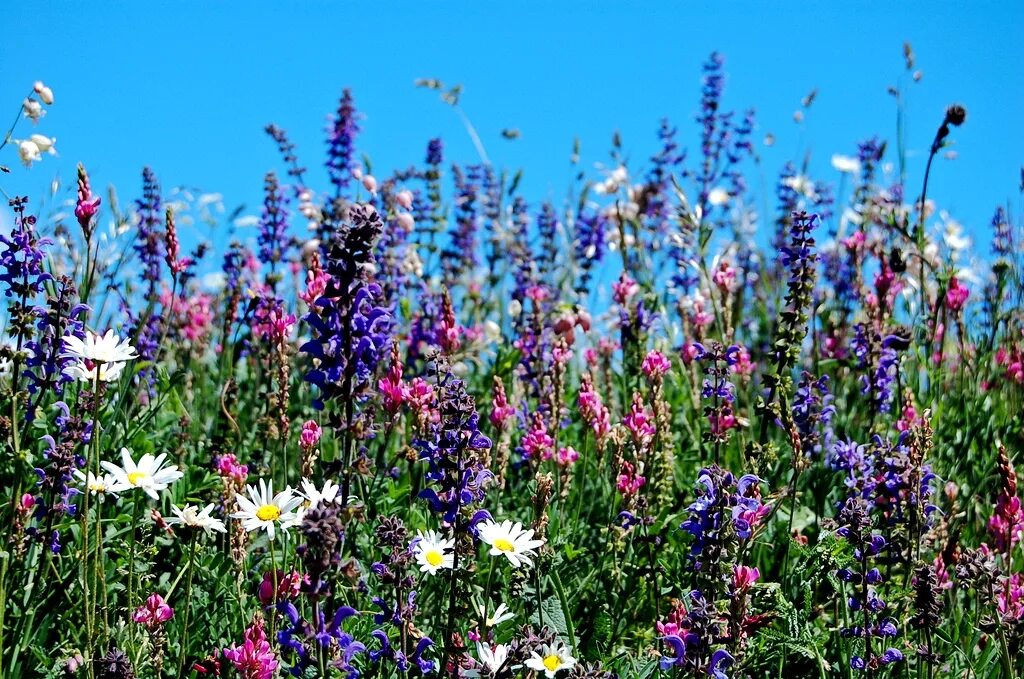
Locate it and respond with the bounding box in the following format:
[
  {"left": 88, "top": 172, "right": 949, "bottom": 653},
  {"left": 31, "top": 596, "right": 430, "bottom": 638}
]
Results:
[{"left": 133, "top": 593, "right": 174, "bottom": 630}]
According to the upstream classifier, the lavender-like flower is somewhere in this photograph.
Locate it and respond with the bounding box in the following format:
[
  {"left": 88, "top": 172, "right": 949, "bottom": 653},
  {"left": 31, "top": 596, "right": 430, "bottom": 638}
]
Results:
[
  {"left": 23, "top": 275, "right": 88, "bottom": 412},
  {"left": 133, "top": 167, "right": 164, "bottom": 302},
  {"left": 326, "top": 88, "right": 360, "bottom": 197},
  {"left": 257, "top": 171, "right": 290, "bottom": 279}
]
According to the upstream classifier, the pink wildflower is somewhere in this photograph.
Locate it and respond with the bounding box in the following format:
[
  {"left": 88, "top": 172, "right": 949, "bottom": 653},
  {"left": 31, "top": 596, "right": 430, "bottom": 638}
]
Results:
[
  {"left": 132, "top": 593, "right": 174, "bottom": 630},
  {"left": 224, "top": 618, "right": 278, "bottom": 679},
  {"left": 641, "top": 350, "right": 671, "bottom": 378},
  {"left": 489, "top": 378, "right": 516, "bottom": 429},
  {"left": 522, "top": 413, "right": 554, "bottom": 461},
  {"left": 945, "top": 276, "right": 970, "bottom": 312},
  {"left": 378, "top": 355, "right": 408, "bottom": 415},
  {"left": 612, "top": 272, "right": 638, "bottom": 305},
  {"left": 299, "top": 420, "right": 322, "bottom": 451},
  {"left": 732, "top": 564, "right": 760, "bottom": 591},
  {"left": 623, "top": 392, "right": 656, "bottom": 447},
  {"left": 257, "top": 570, "right": 305, "bottom": 605},
  {"left": 556, "top": 446, "right": 579, "bottom": 466},
  {"left": 616, "top": 460, "right": 645, "bottom": 496},
  {"left": 215, "top": 454, "right": 249, "bottom": 485}
]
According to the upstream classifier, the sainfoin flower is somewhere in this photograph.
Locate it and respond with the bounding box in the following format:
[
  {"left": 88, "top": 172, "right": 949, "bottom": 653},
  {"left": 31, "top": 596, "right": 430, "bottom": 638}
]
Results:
[
  {"left": 101, "top": 448, "right": 184, "bottom": 500},
  {"left": 224, "top": 617, "right": 278, "bottom": 679},
  {"left": 231, "top": 479, "right": 302, "bottom": 540},
  {"left": 132, "top": 593, "right": 173, "bottom": 630},
  {"left": 165, "top": 503, "right": 227, "bottom": 535},
  {"left": 525, "top": 640, "right": 577, "bottom": 678},
  {"left": 477, "top": 519, "right": 545, "bottom": 568},
  {"left": 413, "top": 529, "right": 455, "bottom": 575}
]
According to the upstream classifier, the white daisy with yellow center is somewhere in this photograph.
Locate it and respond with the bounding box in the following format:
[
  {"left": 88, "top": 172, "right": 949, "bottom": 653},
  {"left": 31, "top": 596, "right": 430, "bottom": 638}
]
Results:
[
  {"left": 477, "top": 600, "right": 514, "bottom": 628},
  {"left": 101, "top": 448, "right": 183, "bottom": 500},
  {"left": 525, "top": 640, "right": 576, "bottom": 678},
  {"left": 294, "top": 478, "right": 342, "bottom": 523},
  {"left": 74, "top": 470, "right": 122, "bottom": 497},
  {"left": 231, "top": 479, "right": 301, "bottom": 541},
  {"left": 166, "top": 503, "right": 227, "bottom": 536},
  {"left": 477, "top": 519, "right": 545, "bottom": 568},
  {"left": 413, "top": 530, "right": 455, "bottom": 576}
]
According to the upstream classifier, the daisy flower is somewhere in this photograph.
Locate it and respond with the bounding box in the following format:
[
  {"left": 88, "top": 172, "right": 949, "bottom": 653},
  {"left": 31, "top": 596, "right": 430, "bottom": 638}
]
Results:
[
  {"left": 414, "top": 530, "right": 455, "bottom": 575},
  {"left": 477, "top": 519, "right": 545, "bottom": 568},
  {"left": 166, "top": 503, "right": 227, "bottom": 536},
  {"left": 101, "top": 448, "right": 184, "bottom": 500},
  {"left": 477, "top": 600, "right": 514, "bottom": 627},
  {"left": 294, "top": 477, "right": 342, "bottom": 523},
  {"left": 62, "top": 329, "right": 138, "bottom": 383},
  {"left": 232, "top": 479, "right": 302, "bottom": 540},
  {"left": 74, "top": 470, "right": 121, "bottom": 497},
  {"left": 64, "top": 360, "right": 126, "bottom": 383},
  {"left": 63, "top": 329, "right": 139, "bottom": 364},
  {"left": 525, "top": 640, "right": 576, "bottom": 678},
  {"left": 477, "top": 642, "right": 510, "bottom": 675}
]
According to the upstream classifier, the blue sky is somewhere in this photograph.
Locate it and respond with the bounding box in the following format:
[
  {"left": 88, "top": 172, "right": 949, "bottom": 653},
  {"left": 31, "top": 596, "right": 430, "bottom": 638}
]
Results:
[{"left": 2, "top": 2, "right": 1022, "bottom": 255}]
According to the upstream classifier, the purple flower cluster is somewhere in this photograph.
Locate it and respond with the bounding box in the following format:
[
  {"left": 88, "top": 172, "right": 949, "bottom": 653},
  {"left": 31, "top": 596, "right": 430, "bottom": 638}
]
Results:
[
  {"left": 791, "top": 372, "right": 836, "bottom": 458},
  {"left": 326, "top": 88, "right": 360, "bottom": 197},
  {"left": 302, "top": 204, "right": 392, "bottom": 411},
  {"left": 23, "top": 276, "right": 88, "bottom": 410},
  {"left": 257, "top": 171, "right": 290, "bottom": 275},
  {"left": 412, "top": 360, "right": 492, "bottom": 524},
  {"left": 133, "top": 167, "right": 164, "bottom": 301},
  {"left": 658, "top": 591, "right": 734, "bottom": 678}
]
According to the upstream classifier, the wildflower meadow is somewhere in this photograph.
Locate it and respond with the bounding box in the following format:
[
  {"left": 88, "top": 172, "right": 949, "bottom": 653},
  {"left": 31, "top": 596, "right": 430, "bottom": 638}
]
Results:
[{"left": 2, "top": 37, "right": 1024, "bottom": 679}]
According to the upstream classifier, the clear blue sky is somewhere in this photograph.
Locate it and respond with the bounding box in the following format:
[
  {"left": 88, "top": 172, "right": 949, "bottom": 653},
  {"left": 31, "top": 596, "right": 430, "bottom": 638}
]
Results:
[{"left": 2, "top": 2, "right": 1022, "bottom": 255}]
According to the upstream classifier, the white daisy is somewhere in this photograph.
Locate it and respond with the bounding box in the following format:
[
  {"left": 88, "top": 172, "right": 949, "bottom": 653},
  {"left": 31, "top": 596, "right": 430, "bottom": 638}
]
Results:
[
  {"left": 707, "top": 187, "right": 730, "bottom": 206},
  {"left": 74, "top": 470, "right": 121, "bottom": 497},
  {"left": 477, "top": 642, "right": 510, "bottom": 674},
  {"left": 101, "top": 448, "right": 183, "bottom": 500},
  {"left": 477, "top": 519, "right": 545, "bottom": 568},
  {"left": 62, "top": 329, "right": 138, "bottom": 365},
  {"left": 477, "top": 600, "right": 514, "bottom": 627},
  {"left": 525, "top": 640, "right": 576, "bottom": 678},
  {"left": 166, "top": 503, "right": 226, "bottom": 536},
  {"left": 414, "top": 530, "right": 455, "bottom": 576},
  {"left": 294, "top": 478, "right": 342, "bottom": 523},
  {"left": 300, "top": 478, "right": 341, "bottom": 509},
  {"left": 64, "top": 359, "right": 126, "bottom": 383},
  {"left": 831, "top": 154, "right": 861, "bottom": 174},
  {"left": 231, "top": 479, "right": 302, "bottom": 541}
]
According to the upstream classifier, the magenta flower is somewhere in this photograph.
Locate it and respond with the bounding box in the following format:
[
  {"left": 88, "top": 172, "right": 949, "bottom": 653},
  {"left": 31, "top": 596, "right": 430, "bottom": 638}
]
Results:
[
  {"left": 641, "top": 350, "right": 672, "bottom": 378},
  {"left": 298, "top": 420, "right": 322, "bottom": 451},
  {"left": 132, "top": 593, "right": 174, "bottom": 630},
  {"left": 224, "top": 618, "right": 278, "bottom": 679},
  {"left": 945, "top": 276, "right": 970, "bottom": 311},
  {"left": 623, "top": 392, "right": 656, "bottom": 447},
  {"left": 556, "top": 446, "right": 579, "bottom": 466},
  {"left": 578, "top": 376, "right": 611, "bottom": 442},
  {"left": 732, "top": 564, "right": 760, "bottom": 591},
  {"left": 489, "top": 378, "right": 516, "bottom": 429},
  {"left": 257, "top": 570, "right": 306, "bottom": 605},
  {"left": 612, "top": 272, "right": 639, "bottom": 305},
  {"left": 522, "top": 413, "right": 555, "bottom": 461},
  {"left": 616, "top": 460, "right": 645, "bottom": 496},
  {"left": 215, "top": 454, "right": 249, "bottom": 485},
  {"left": 377, "top": 356, "right": 408, "bottom": 415}
]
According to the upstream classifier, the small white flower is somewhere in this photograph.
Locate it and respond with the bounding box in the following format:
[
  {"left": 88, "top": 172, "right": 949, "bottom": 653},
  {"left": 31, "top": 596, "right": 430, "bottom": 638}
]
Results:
[
  {"left": 477, "top": 642, "right": 510, "bottom": 674},
  {"left": 707, "top": 187, "right": 730, "bottom": 206},
  {"left": 414, "top": 530, "right": 455, "bottom": 575},
  {"left": 231, "top": 479, "right": 302, "bottom": 541},
  {"left": 74, "top": 470, "right": 122, "bottom": 497},
  {"left": 525, "top": 640, "right": 576, "bottom": 678},
  {"left": 101, "top": 448, "right": 184, "bottom": 501},
  {"left": 22, "top": 98, "right": 44, "bottom": 123},
  {"left": 29, "top": 134, "right": 56, "bottom": 155},
  {"left": 33, "top": 81, "right": 54, "bottom": 105},
  {"left": 477, "top": 519, "right": 545, "bottom": 568},
  {"left": 783, "top": 174, "right": 818, "bottom": 201},
  {"left": 477, "top": 600, "right": 514, "bottom": 627},
  {"left": 831, "top": 154, "right": 861, "bottom": 174},
  {"left": 166, "top": 503, "right": 227, "bottom": 535},
  {"left": 300, "top": 478, "right": 341, "bottom": 509},
  {"left": 18, "top": 140, "right": 41, "bottom": 167}
]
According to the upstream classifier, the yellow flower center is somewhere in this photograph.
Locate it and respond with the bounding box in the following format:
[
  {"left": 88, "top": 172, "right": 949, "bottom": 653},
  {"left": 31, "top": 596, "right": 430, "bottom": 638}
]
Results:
[
  {"left": 127, "top": 471, "right": 147, "bottom": 486},
  {"left": 543, "top": 655, "right": 562, "bottom": 672},
  {"left": 256, "top": 504, "right": 281, "bottom": 521},
  {"left": 425, "top": 550, "right": 443, "bottom": 567},
  {"left": 493, "top": 538, "right": 516, "bottom": 552}
]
